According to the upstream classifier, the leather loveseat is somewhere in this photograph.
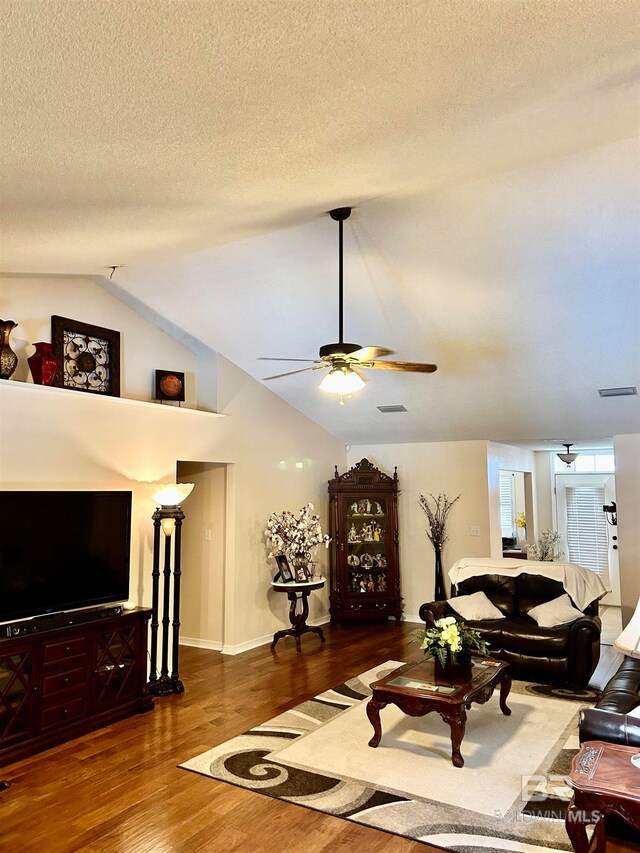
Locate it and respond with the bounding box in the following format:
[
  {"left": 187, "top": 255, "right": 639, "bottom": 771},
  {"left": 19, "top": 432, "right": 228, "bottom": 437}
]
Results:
[
  {"left": 418, "top": 572, "right": 601, "bottom": 686},
  {"left": 579, "top": 656, "right": 640, "bottom": 747}
]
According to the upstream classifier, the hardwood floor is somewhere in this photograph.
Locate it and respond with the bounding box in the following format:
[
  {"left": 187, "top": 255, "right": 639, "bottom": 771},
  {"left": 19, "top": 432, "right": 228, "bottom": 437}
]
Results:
[{"left": 0, "top": 621, "right": 621, "bottom": 852}]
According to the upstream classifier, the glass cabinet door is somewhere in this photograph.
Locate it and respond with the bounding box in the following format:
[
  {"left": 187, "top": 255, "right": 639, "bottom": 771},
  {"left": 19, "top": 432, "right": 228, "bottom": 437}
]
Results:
[
  {"left": 0, "top": 650, "right": 33, "bottom": 742},
  {"left": 345, "top": 496, "right": 389, "bottom": 594},
  {"left": 94, "top": 626, "right": 138, "bottom": 709}
]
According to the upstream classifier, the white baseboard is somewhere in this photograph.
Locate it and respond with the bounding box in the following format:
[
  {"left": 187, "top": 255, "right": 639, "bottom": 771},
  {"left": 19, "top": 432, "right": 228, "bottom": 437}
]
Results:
[
  {"left": 180, "top": 636, "right": 223, "bottom": 652},
  {"left": 181, "top": 617, "right": 331, "bottom": 656},
  {"left": 402, "top": 614, "right": 422, "bottom": 624},
  {"left": 221, "top": 632, "right": 273, "bottom": 656}
]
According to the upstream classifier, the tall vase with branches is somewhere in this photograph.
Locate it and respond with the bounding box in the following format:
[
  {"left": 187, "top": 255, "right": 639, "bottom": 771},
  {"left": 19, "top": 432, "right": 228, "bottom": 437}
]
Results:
[{"left": 419, "top": 492, "right": 461, "bottom": 601}]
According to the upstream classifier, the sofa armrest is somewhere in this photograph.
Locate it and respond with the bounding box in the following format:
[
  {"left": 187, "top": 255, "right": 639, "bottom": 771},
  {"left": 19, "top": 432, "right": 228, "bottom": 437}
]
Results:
[
  {"left": 579, "top": 707, "right": 640, "bottom": 747},
  {"left": 568, "top": 615, "right": 601, "bottom": 686},
  {"left": 418, "top": 600, "right": 453, "bottom": 626}
]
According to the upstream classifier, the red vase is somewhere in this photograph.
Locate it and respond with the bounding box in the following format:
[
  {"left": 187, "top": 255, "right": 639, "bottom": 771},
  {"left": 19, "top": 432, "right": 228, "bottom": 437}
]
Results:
[{"left": 28, "top": 342, "right": 59, "bottom": 385}]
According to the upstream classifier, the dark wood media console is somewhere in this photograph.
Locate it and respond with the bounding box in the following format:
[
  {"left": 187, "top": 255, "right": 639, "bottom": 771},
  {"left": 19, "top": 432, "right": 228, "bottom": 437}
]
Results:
[{"left": 0, "top": 608, "right": 153, "bottom": 767}]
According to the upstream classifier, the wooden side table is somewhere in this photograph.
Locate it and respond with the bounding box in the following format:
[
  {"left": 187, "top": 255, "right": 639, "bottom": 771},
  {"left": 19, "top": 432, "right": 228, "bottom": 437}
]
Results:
[
  {"left": 270, "top": 579, "right": 326, "bottom": 653},
  {"left": 564, "top": 741, "right": 640, "bottom": 853}
]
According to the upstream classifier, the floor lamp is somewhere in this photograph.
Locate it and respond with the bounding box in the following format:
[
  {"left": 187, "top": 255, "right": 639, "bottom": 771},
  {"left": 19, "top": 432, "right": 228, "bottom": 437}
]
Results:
[{"left": 147, "top": 482, "right": 194, "bottom": 696}]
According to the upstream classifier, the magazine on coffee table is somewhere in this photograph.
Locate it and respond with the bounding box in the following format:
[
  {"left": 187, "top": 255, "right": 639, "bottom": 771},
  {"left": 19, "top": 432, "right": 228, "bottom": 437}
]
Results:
[{"left": 387, "top": 675, "right": 457, "bottom": 694}]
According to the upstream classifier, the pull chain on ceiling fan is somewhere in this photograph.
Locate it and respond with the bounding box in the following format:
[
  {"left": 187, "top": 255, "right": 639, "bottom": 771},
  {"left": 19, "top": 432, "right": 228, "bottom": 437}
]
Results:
[{"left": 259, "top": 206, "right": 437, "bottom": 402}]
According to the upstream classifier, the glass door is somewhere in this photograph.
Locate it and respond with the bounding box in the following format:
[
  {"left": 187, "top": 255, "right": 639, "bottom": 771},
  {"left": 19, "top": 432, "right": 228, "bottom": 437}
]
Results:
[
  {"left": 556, "top": 473, "right": 620, "bottom": 605},
  {"left": 345, "top": 496, "right": 388, "bottom": 595}
]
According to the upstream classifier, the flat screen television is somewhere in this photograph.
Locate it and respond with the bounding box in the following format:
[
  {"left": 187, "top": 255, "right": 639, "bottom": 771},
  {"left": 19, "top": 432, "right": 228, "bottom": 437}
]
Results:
[{"left": 0, "top": 490, "right": 132, "bottom": 623}]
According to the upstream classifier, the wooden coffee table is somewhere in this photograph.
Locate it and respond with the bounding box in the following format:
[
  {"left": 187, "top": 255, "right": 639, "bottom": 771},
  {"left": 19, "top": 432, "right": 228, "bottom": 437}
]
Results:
[
  {"left": 367, "top": 657, "right": 511, "bottom": 768},
  {"left": 564, "top": 741, "right": 640, "bottom": 852}
]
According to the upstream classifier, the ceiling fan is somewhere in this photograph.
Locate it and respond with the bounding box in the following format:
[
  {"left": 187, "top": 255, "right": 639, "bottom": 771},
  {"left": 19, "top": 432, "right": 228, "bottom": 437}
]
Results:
[{"left": 260, "top": 207, "right": 437, "bottom": 400}]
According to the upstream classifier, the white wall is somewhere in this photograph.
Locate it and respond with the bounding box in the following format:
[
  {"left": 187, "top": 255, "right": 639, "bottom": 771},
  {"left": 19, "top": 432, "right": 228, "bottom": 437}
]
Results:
[
  {"left": 613, "top": 434, "right": 640, "bottom": 625},
  {"left": 0, "top": 276, "right": 345, "bottom": 652},
  {"left": 534, "top": 451, "right": 555, "bottom": 532},
  {"left": 347, "top": 441, "right": 490, "bottom": 620},
  {"left": 0, "top": 275, "right": 200, "bottom": 407}
]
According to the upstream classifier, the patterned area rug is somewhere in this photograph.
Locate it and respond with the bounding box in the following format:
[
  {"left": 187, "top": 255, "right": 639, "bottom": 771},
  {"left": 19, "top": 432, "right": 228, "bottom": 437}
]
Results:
[{"left": 181, "top": 661, "right": 593, "bottom": 852}]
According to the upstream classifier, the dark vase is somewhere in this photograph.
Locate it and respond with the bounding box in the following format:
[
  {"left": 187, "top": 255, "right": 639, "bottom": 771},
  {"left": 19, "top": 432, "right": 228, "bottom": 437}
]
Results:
[
  {"left": 28, "top": 341, "right": 59, "bottom": 386},
  {"left": 433, "top": 545, "right": 446, "bottom": 601},
  {"left": 0, "top": 320, "right": 19, "bottom": 380},
  {"left": 434, "top": 651, "right": 473, "bottom": 680}
]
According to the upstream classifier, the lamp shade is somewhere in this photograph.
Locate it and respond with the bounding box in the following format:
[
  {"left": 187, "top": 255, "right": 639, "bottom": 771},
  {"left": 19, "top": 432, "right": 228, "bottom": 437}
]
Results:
[
  {"left": 319, "top": 366, "right": 365, "bottom": 395},
  {"left": 614, "top": 598, "right": 640, "bottom": 658},
  {"left": 148, "top": 482, "right": 195, "bottom": 507}
]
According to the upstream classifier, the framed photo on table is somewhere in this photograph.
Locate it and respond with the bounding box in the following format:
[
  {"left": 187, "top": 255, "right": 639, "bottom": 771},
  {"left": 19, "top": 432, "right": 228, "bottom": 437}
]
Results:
[
  {"left": 51, "top": 315, "right": 120, "bottom": 396},
  {"left": 274, "top": 555, "right": 293, "bottom": 583}
]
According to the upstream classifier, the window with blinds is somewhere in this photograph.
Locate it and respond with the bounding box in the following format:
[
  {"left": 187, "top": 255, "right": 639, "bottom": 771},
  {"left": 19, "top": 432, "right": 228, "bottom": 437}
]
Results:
[
  {"left": 565, "top": 485, "right": 609, "bottom": 585},
  {"left": 499, "top": 473, "right": 515, "bottom": 537}
]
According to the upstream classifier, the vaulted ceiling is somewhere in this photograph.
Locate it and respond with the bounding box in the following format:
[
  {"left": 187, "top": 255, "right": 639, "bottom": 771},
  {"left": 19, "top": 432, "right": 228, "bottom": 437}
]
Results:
[{"left": 1, "top": 1, "right": 639, "bottom": 444}]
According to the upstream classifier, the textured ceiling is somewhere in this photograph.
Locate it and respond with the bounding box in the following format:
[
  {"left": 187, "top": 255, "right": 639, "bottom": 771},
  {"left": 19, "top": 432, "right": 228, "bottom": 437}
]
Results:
[
  {"left": 1, "top": 1, "right": 638, "bottom": 445},
  {"left": 1, "top": 0, "right": 638, "bottom": 272}
]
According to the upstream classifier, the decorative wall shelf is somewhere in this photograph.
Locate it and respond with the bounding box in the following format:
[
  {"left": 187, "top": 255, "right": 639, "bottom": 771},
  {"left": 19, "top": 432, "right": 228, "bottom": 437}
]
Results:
[{"left": 0, "top": 379, "right": 224, "bottom": 419}]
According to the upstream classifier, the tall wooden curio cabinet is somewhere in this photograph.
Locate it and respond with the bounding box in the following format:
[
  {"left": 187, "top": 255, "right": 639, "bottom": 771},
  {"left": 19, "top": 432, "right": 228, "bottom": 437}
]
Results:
[{"left": 328, "top": 458, "right": 401, "bottom": 623}]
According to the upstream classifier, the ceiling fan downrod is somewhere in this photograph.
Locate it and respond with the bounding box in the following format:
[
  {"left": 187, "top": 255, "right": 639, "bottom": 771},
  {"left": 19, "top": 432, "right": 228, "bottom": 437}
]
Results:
[{"left": 329, "top": 207, "right": 351, "bottom": 345}]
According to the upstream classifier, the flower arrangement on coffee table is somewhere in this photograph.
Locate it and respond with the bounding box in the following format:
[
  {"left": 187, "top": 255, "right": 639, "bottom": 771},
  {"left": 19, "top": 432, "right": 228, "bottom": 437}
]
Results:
[
  {"left": 413, "top": 616, "right": 489, "bottom": 668},
  {"left": 265, "top": 503, "right": 330, "bottom": 581}
]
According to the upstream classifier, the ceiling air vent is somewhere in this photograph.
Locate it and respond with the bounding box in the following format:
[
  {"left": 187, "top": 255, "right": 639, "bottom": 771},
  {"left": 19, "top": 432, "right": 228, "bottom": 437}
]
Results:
[
  {"left": 377, "top": 405, "right": 407, "bottom": 413},
  {"left": 598, "top": 386, "right": 637, "bottom": 397}
]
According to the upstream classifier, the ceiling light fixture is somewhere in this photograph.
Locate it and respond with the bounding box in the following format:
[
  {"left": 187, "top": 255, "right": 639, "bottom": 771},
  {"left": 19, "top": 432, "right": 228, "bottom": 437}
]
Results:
[
  {"left": 319, "top": 364, "right": 365, "bottom": 399},
  {"left": 556, "top": 443, "right": 579, "bottom": 466}
]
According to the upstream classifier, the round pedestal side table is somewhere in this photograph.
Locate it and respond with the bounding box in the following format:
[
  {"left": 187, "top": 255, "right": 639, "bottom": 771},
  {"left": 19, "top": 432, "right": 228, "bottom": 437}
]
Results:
[{"left": 270, "top": 578, "right": 326, "bottom": 653}]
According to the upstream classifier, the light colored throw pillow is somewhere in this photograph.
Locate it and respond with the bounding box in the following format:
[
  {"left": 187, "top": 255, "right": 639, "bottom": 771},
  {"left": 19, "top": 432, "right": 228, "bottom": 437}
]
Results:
[
  {"left": 527, "top": 594, "right": 584, "bottom": 628},
  {"left": 448, "top": 590, "right": 505, "bottom": 621}
]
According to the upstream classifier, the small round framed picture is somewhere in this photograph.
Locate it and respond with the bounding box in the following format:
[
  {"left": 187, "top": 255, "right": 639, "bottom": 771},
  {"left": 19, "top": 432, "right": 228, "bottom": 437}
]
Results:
[{"left": 155, "top": 369, "right": 185, "bottom": 403}]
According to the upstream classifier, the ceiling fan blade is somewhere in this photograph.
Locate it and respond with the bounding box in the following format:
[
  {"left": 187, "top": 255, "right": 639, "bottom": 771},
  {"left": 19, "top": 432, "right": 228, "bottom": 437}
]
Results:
[
  {"left": 350, "top": 365, "right": 368, "bottom": 383},
  {"left": 363, "top": 360, "right": 438, "bottom": 373},
  {"left": 350, "top": 346, "right": 395, "bottom": 361},
  {"left": 258, "top": 357, "right": 320, "bottom": 363},
  {"left": 262, "top": 365, "right": 329, "bottom": 380}
]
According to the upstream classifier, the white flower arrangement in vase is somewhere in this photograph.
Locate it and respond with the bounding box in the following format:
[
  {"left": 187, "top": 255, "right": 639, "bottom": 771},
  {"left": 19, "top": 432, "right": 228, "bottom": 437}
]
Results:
[
  {"left": 265, "top": 503, "right": 330, "bottom": 580},
  {"left": 525, "top": 529, "right": 564, "bottom": 562}
]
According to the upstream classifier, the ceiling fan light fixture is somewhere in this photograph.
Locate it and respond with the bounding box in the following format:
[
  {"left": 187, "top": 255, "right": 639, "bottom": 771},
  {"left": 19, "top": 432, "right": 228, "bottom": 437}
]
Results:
[{"left": 319, "top": 365, "right": 365, "bottom": 395}]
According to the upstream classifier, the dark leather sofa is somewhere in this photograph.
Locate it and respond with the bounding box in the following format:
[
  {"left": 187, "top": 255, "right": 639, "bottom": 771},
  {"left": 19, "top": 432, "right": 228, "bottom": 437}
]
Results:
[
  {"left": 579, "top": 656, "right": 640, "bottom": 747},
  {"left": 418, "top": 572, "right": 601, "bottom": 686}
]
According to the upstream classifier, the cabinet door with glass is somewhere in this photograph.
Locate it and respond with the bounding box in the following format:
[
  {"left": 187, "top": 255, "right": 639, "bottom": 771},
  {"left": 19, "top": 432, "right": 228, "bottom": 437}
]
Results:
[
  {"left": 0, "top": 645, "right": 38, "bottom": 749},
  {"left": 92, "top": 622, "right": 142, "bottom": 712},
  {"left": 328, "top": 458, "right": 401, "bottom": 623}
]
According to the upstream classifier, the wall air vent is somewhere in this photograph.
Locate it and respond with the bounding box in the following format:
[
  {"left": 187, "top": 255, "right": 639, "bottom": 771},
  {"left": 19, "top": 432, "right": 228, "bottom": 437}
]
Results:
[
  {"left": 377, "top": 405, "right": 408, "bottom": 413},
  {"left": 598, "top": 386, "right": 637, "bottom": 397}
]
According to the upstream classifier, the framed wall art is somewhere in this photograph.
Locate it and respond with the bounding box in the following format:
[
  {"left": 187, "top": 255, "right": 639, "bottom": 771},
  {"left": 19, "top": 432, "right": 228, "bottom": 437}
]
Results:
[
  {"left": 51, "top": 316, "right": 120, "bottom": 396},
  {"left": 155, "top": 369, "right": 185, "bottom": 403}
]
